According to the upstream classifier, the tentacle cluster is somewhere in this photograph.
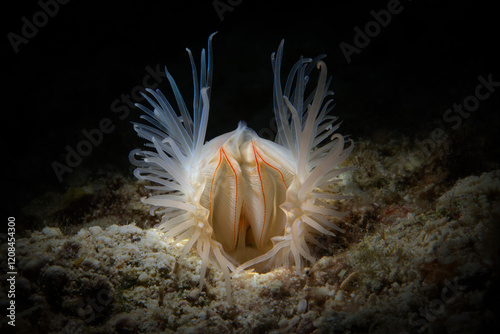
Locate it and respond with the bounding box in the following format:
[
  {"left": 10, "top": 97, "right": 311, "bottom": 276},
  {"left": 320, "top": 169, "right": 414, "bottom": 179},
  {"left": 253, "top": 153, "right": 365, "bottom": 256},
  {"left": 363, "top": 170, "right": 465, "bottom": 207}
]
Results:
[{"left": 130, "top": 34, "right": 354, "bottom": 301}]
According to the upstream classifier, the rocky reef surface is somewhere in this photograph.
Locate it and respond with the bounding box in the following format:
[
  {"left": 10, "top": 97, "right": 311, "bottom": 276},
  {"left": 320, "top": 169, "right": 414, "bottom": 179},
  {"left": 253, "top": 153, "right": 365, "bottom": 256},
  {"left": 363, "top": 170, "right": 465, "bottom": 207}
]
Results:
[{"left": 2, "top": 136, "right": 499, "bottom": 333}]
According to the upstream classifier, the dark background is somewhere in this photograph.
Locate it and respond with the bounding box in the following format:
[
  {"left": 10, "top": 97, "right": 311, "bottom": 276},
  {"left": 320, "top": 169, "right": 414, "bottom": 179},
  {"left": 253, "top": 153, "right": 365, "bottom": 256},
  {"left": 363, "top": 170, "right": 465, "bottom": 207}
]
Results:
[{"left": 2, "top": 0, "right": 498, "bottom": 225}]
